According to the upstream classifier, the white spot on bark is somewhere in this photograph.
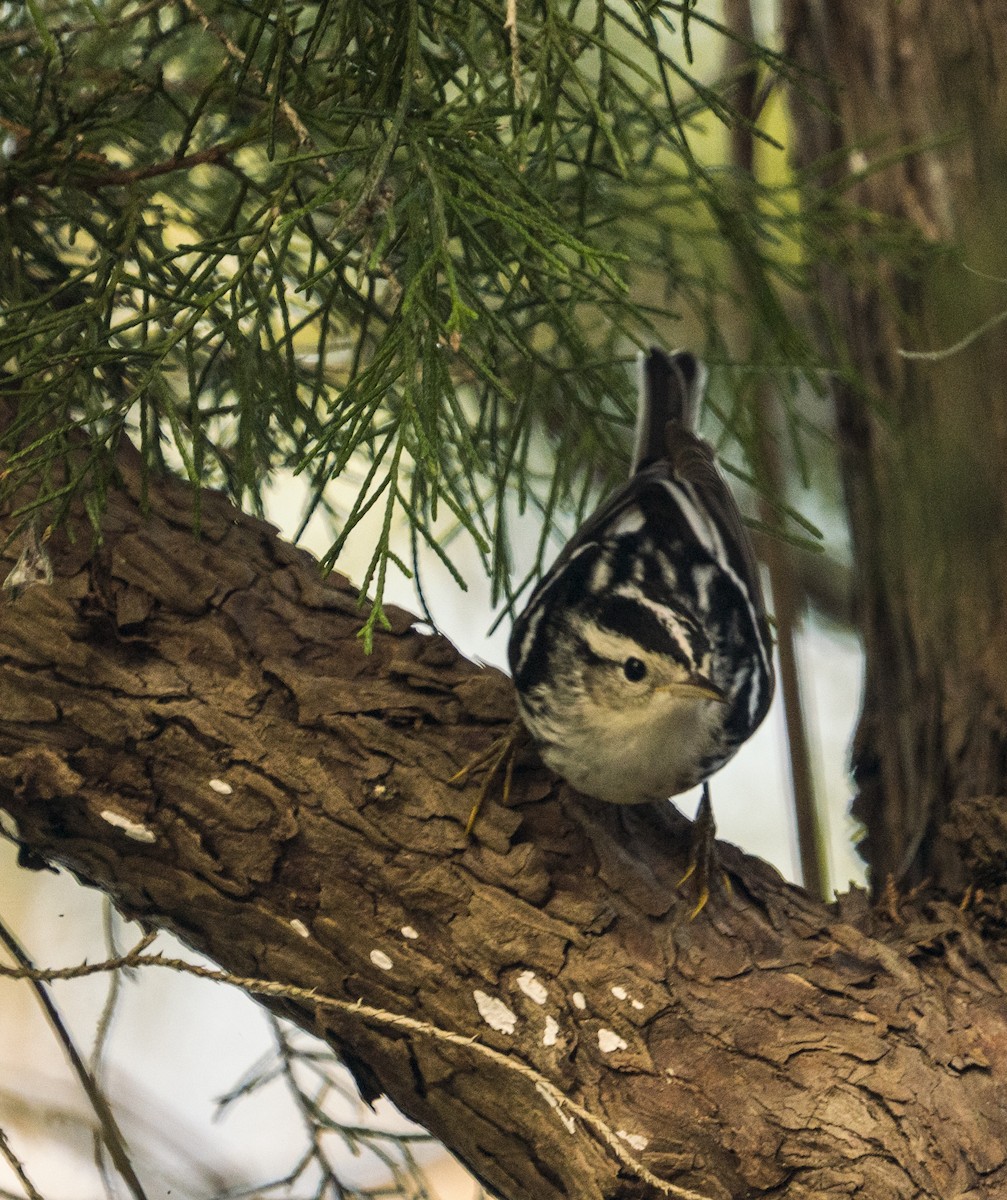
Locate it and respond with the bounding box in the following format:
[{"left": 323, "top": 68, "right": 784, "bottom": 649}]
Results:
[
  {"left": 598, "top": 1028, "right": 628, "bottom": 1054},
  {"left": 535, "top": 1082, "right": 576, "bottom": 1134},
  {"left": 617, "top": 1130, "right": 649, "bottom": 1152},
  {"left": 401, "top": 925, "right": 419, "bottom": 939},
  {"left": 0, "top": 809, "right": 20, "bottom": 840},
  {"left": 611, "top": 985, "right": 628, "bottom": 1001},
  {"left": 474, "top": 990, "right": 517, "bottom": 1034},
  {"left": 370, "top": 949, "right": 393, "bottom": 971},
  {"left": 517, "top": 970, "right": 548, "bottom": 1005},
  {"left": 290, "top": 919, "right": 310, "bottom": 939},
  {"left": 208, "top": 779, "right": 233, "bottom": 794},
  {"left": 572, "top": 992, "right": 586, "bottom": 1010},
  {"left": 100, "top": 810, "right": 156, "bottom": 843},
  {"left": 543, "top": 1015, "right": 560, "bottom": 1047},
  {"left": 372, "top": 784, "right": 387, "bottom": 798},
  {"left": 631, "top": 999, "right": 644, "bottom": 1010}
]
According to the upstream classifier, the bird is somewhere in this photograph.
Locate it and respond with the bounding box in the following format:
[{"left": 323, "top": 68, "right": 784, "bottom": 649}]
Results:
[{"left": 507, "top": 348, "right": 775, "bottom": 903}]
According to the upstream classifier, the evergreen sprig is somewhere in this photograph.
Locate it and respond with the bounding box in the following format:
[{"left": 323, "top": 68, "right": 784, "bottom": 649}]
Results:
[{"left": 0, "top": 0, "right": 875, "bottom": 640}]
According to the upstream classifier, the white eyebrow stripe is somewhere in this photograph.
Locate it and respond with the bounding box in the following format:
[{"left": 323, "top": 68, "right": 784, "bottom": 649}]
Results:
[
  {"left": 580, "top": 589, "right": 694, "bottom": 669},
  {"left": 581, "top": 626, "right": 635, "bottom": 664}
]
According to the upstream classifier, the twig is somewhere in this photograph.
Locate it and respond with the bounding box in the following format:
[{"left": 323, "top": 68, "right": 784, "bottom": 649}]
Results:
[
  {"left": 0, "top": 918, "right": 152, "bottom": 1200},
  {"left": 723, "top": 0, "right": 827, "bottom": 899},
  {"left": 29, "top": 139, "right": 242, "bottom": 192},
  {"left": 503, "top": 0, "right": 524, "bottom": 101},
  {"left": 0, "top": 1127, "right": 46, "bottom": 1200},
  {"left": 756, "top": 443, "right": 828, "bottom": 899},
  {"left": 90, "top": 900, "right": 125, "bottom": 1200},
  {"left": 268, "top": 1016, "right": 343, "bottom": 1193},
  {"left": 897, "top": 303, "right": 1007, "bottom": 362}
]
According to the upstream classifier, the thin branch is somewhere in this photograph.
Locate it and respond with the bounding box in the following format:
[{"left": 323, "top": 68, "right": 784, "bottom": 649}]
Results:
[
  {"left": 90, "top": 900, "right": 126, "bottom": 1200},
  {"left": 264, "top": 1016, "right": 440, "bottom": 1198},
  {"left": 27, "top": 139, "right": 243, "bottom": 192},
  {"left": 0, "top": 1127, "right": 46, "bottom": 1200},
  {"left": 897, "top": 302, "right": 1007, "bottom": 362},
  {"left": 723, "top": 0, "right": 828, "bottom": 898},
  {"left": 503, "top": 0, "right": 524, "bottom": 101},
  {"left": 0, "top": 919, "right": 152, "bottom": 1200},
  {"left": 268, "top": 1016, "right": 346, "bottom": 1194},
  {"left": 756, "top": 429, "right": 829, "bottom": 898}
]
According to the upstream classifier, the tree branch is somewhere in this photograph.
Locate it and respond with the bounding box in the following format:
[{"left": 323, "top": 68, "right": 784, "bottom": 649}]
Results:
[{"left": 0, "top": 450, "right": 1005, "bottom": 1199}]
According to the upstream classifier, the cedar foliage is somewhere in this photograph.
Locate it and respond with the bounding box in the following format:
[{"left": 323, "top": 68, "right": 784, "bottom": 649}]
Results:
[{"left": 0, "top": 0, "right": 859, "bottom": 638}]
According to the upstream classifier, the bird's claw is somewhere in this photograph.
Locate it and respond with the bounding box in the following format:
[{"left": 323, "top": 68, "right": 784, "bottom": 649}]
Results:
[
  {"left": 450, "top": 722, "right": 522, "bottom": 836},
  {"left": 677, "top": 784, "right": 728, "bottom": 918}
]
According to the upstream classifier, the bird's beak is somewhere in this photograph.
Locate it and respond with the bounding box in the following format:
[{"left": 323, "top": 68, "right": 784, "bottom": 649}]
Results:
[{"left": 657, "top": 675, "right": 727, "bottom": 704}]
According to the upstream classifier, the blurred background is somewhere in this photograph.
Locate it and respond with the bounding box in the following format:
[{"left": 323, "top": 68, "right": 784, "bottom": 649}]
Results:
[{"left": 0, "top": 0, "right": 868, "bottom": 1196}]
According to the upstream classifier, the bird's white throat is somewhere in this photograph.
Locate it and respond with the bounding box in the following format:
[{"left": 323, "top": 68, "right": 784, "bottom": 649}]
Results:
[{"left": 536, "top": 689, "right": 726, "bottom": 805}]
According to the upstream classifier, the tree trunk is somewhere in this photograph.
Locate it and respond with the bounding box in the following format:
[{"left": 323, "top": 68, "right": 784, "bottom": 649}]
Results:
[
  {"left": 781, "top": 0, "right": 1007, "bottom": 904},
  {"left": 1, "top": 438, "right": 1006, "bottom": 1200}
]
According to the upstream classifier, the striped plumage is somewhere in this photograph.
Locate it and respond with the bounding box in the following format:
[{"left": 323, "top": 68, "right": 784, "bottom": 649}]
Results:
[{"left": 508, "top": 348, "right": 774, "bottom": 805}]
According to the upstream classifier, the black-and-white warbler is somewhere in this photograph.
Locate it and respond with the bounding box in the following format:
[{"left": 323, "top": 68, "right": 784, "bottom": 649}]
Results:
[{"left": 508, "top": 348, "right": 774, "bottom": 809}]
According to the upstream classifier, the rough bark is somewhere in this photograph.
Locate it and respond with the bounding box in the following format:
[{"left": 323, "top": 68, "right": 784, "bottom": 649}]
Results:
[
  {"left": 781, "top": 0, "right": 1007, "bottom": 900},
  {"left": 1, "top": 444, "right": 1006, "bottom": 1199}
]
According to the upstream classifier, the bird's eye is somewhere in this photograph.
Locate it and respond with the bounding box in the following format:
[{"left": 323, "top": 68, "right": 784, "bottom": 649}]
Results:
[{"left": 623, "top": 657, "right": 647, "bottom": 682}]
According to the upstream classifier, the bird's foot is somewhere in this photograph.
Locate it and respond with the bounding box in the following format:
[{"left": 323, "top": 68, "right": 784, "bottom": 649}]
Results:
[
  {"left": 449, "top": 720, "right": 524, "bottom": 836},
  {"left": 677, "top": 784, "right": 729, "bottom": 918}
]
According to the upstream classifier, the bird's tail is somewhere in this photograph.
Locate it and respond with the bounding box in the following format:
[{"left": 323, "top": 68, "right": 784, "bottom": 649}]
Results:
[{"left": 631, "top": 347, "right": 707, "bottom": 474}]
